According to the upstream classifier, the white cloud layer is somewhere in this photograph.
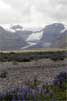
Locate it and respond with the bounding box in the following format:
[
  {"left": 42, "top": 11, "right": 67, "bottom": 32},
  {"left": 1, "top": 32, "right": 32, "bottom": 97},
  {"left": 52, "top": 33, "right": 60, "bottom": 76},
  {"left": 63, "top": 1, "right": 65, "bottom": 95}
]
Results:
[{"left": 0, "top": 0, "right": 67, "bottom": 26}]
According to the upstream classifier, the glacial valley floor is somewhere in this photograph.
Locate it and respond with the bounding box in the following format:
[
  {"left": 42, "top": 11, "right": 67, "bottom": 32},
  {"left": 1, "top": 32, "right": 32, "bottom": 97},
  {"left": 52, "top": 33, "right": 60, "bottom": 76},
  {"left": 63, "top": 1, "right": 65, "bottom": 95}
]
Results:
[{"left": 0, "top": 58, "right": 66, "bottom": 93}]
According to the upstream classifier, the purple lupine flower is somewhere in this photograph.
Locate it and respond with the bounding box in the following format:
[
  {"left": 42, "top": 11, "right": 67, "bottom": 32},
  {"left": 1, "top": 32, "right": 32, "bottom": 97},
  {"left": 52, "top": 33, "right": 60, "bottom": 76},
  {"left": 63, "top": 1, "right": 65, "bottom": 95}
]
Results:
[
  {"left": 17, "top": 95, "right": 21, "bottom": 101},
  {"left": 12, "top": 95, "right": 16, "bottom": 101},
  {"left": 31, "top": 90, "right": 36, "bottom": 100},
  {"left": 22, "top": 95, "right": 25, "bottom": 101},
  {"left": 0, "top": 93, "right": 4, "bottom": 99}
]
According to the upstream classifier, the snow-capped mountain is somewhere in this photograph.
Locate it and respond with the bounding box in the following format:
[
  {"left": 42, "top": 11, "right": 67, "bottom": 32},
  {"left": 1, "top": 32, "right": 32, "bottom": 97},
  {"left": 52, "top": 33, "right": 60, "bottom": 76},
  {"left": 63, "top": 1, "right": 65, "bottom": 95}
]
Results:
[
  {"left": 0, "top": 23, "right": 66, "bottom": 50},
  {"left": 26, "top": 23, "right": 67, "bottom": 49},
  {"left": 0, "top": 26, "right": 28, "bottom": 50}
]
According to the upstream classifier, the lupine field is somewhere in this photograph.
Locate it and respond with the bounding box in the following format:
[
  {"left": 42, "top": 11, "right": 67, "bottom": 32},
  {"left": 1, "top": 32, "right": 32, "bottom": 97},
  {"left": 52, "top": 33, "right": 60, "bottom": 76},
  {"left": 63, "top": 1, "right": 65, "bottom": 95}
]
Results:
[
  {"left": 0, "top": 49, "right": 67, "bottom": 101},
  {"left": 0, "top": 72, "right": 67, "bottom": 101}
]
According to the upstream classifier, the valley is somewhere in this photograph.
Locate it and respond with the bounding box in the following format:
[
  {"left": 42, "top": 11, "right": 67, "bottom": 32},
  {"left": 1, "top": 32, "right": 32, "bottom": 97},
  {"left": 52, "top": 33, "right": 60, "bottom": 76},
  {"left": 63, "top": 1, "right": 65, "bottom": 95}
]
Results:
[{"left": 0, "top": 56, "right": 66, "bottom": 93}]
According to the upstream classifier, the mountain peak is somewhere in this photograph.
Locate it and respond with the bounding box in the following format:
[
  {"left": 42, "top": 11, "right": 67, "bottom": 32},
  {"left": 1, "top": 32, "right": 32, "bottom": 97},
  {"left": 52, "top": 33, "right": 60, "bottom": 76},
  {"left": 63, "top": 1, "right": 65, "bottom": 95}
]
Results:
[
  {"left": 0, "top": 26, "right": 5, "bottom": 32},
  {"left": 10, "top": 25, "right": 23, "bottom": 31},
  {"left": 0, "top": 23, "right": 66, "bottom": 50},
  {"left": 43, "top": 23, "right": 65, "bottom": 32}
]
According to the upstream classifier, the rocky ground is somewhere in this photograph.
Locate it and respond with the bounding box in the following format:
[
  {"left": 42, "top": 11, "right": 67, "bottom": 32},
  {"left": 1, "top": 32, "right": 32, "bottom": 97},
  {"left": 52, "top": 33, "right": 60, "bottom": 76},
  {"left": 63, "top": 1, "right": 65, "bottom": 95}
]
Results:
[{"left": 0, "top": 58, "right": 66, "bottom": 93}]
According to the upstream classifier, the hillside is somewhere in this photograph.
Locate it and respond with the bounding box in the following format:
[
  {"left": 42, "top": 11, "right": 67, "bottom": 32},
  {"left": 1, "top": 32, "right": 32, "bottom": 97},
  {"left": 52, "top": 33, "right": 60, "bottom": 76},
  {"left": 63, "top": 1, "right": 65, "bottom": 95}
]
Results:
[{"left": 0, "top": 23, "right": 67, "bottom": 50}]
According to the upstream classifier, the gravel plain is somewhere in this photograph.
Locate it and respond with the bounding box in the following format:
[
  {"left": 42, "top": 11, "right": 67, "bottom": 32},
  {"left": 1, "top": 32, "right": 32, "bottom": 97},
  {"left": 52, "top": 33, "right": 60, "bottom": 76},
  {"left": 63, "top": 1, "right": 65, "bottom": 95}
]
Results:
[{"left": 0, "top": 58, "right": 66, "bottom": 93}]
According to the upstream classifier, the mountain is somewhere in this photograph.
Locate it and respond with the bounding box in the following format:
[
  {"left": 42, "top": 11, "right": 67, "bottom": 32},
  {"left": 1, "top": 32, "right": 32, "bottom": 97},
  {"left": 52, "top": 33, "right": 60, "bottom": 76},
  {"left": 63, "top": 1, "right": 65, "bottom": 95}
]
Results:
[
  {"left": 11, "top": 25, "right": 23, "bottom": 31},
  {"left": 39, "top": 23, "right": 65, "bottom": 47},
  {"left": 0, "top": 25, "right": 43, "bottom": 50},
  {"left": 51, "top": 30, "right": 67, "bottom": 48},
  {"left": 28, "top": 23, "right": 67, "bottom": 49},
  {"left": 10, "top": 25, "right": 32, "bottom": 40},
  {"left": 0, "top": 23, "right": 66, "bottom": 50},
  {"left": 0, "top": 26, "right": 28, "bottom": 50}
]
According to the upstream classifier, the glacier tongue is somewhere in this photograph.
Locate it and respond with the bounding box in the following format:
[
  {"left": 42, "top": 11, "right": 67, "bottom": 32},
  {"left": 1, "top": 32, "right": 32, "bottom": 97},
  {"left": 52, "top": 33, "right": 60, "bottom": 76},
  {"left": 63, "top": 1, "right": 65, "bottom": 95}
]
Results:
[
  {"left": 21, "top": 31, "right": 43, "bottom": 49},
  {"left": 26, "top": 31, "right": 43, "bottom": 42},
  {"left": 21, "top": 42, "right": 37, "bottom": 49}
]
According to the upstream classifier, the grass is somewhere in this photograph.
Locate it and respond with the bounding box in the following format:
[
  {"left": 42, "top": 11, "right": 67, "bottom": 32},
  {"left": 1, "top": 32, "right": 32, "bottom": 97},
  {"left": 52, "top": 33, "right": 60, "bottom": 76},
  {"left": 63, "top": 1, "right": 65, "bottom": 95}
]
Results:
[
  {"left": 0, "top": 81, "right": 66, "bottom": 101},
  {"left": 0, "top": 49, "right": 67, "bottom": 62},
  {"left": 0, "top": 72, "right": 66, "bottom": 101}
]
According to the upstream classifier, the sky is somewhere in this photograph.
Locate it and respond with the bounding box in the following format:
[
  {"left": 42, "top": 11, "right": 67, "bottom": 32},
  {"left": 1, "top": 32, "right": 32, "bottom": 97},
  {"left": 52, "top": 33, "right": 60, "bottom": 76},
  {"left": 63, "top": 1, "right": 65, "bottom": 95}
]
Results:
[{"left": 0, "top": 0, "right": 67, "bottom": 27}]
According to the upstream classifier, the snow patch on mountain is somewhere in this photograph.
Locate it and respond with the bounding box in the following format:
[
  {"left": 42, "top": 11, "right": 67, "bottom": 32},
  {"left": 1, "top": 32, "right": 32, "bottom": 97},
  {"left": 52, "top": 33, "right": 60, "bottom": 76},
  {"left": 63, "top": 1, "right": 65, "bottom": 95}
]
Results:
[
  {"left": 27, "top": 31, "right": 43, "bottom": 42},
  {"left": 21, "top": 42, "right": 37, "bottom": 49},
  {"left": 22, "top": 31, "right": 43, "bottom": 49},
  {"left": 6, "top": 28, "right": 16, "bottom": 32},
  {"left": 1, "top": 24, "right": 16, "bottom": 32},
  {"left": 60, "top": 26, "right": 67, "bottom": 34},
  {"left": 60, "top": 28, "right": 66, "bottom": 34},
  {"left": 64, "top": 25, "right": 67, "bottom": 29}
]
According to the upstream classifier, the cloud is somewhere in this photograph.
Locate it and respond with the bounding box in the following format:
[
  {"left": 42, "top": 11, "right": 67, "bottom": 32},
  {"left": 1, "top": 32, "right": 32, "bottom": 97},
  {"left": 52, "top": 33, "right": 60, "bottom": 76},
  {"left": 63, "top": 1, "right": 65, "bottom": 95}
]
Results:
[
  {"left": 49, "top": 0, "right": 67, "bottom": 21},
  {"left": 0, "top": 0, "right": 67, "bottom": 26},
  {"left": 0, "top": 1, "right": 22, "bottom": 24}
]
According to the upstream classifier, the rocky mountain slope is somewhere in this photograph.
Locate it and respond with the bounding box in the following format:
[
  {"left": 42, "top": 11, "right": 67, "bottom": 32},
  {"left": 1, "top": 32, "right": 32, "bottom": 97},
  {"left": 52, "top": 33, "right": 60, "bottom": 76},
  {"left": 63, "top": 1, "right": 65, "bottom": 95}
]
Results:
[
  {"left": 27, "top": 23, "right": 67, "bottom": 49},
  {"left": 0, "top": 23, "right": 66, "bottom": 50}
]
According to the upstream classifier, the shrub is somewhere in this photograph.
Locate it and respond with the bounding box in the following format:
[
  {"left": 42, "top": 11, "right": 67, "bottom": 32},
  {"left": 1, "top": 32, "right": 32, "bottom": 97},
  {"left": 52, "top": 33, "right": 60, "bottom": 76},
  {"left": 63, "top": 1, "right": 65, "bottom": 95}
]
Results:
[
  {"left": 0, "top": 71, "right": 8, "bottom": 78},
  {"left": 53, "top": 72, "right": 67, "bottom": 88}
]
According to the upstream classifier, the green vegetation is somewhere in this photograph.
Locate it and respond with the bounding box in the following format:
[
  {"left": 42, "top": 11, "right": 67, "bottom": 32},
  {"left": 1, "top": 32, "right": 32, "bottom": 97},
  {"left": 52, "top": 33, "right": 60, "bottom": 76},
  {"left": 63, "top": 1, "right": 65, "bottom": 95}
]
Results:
[
  {"left": 0, "top": 71, "right": 8, "bottom": 78},
  {"left": 25, "top": 75, "right": 42, "bottom": 89},
  {"left": 0, "top": 49, "right": 67, "bottom": 62},
  {"left": 0, "top": 72, "right": 67, "bottom": 101}
]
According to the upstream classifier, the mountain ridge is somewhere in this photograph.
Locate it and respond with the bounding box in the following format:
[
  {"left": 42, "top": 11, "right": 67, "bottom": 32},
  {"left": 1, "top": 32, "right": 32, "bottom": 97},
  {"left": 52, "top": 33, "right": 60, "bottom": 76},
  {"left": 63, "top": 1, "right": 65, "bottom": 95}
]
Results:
[{"left": 0, "top": 23, "right": 66, "bottom": 50}]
